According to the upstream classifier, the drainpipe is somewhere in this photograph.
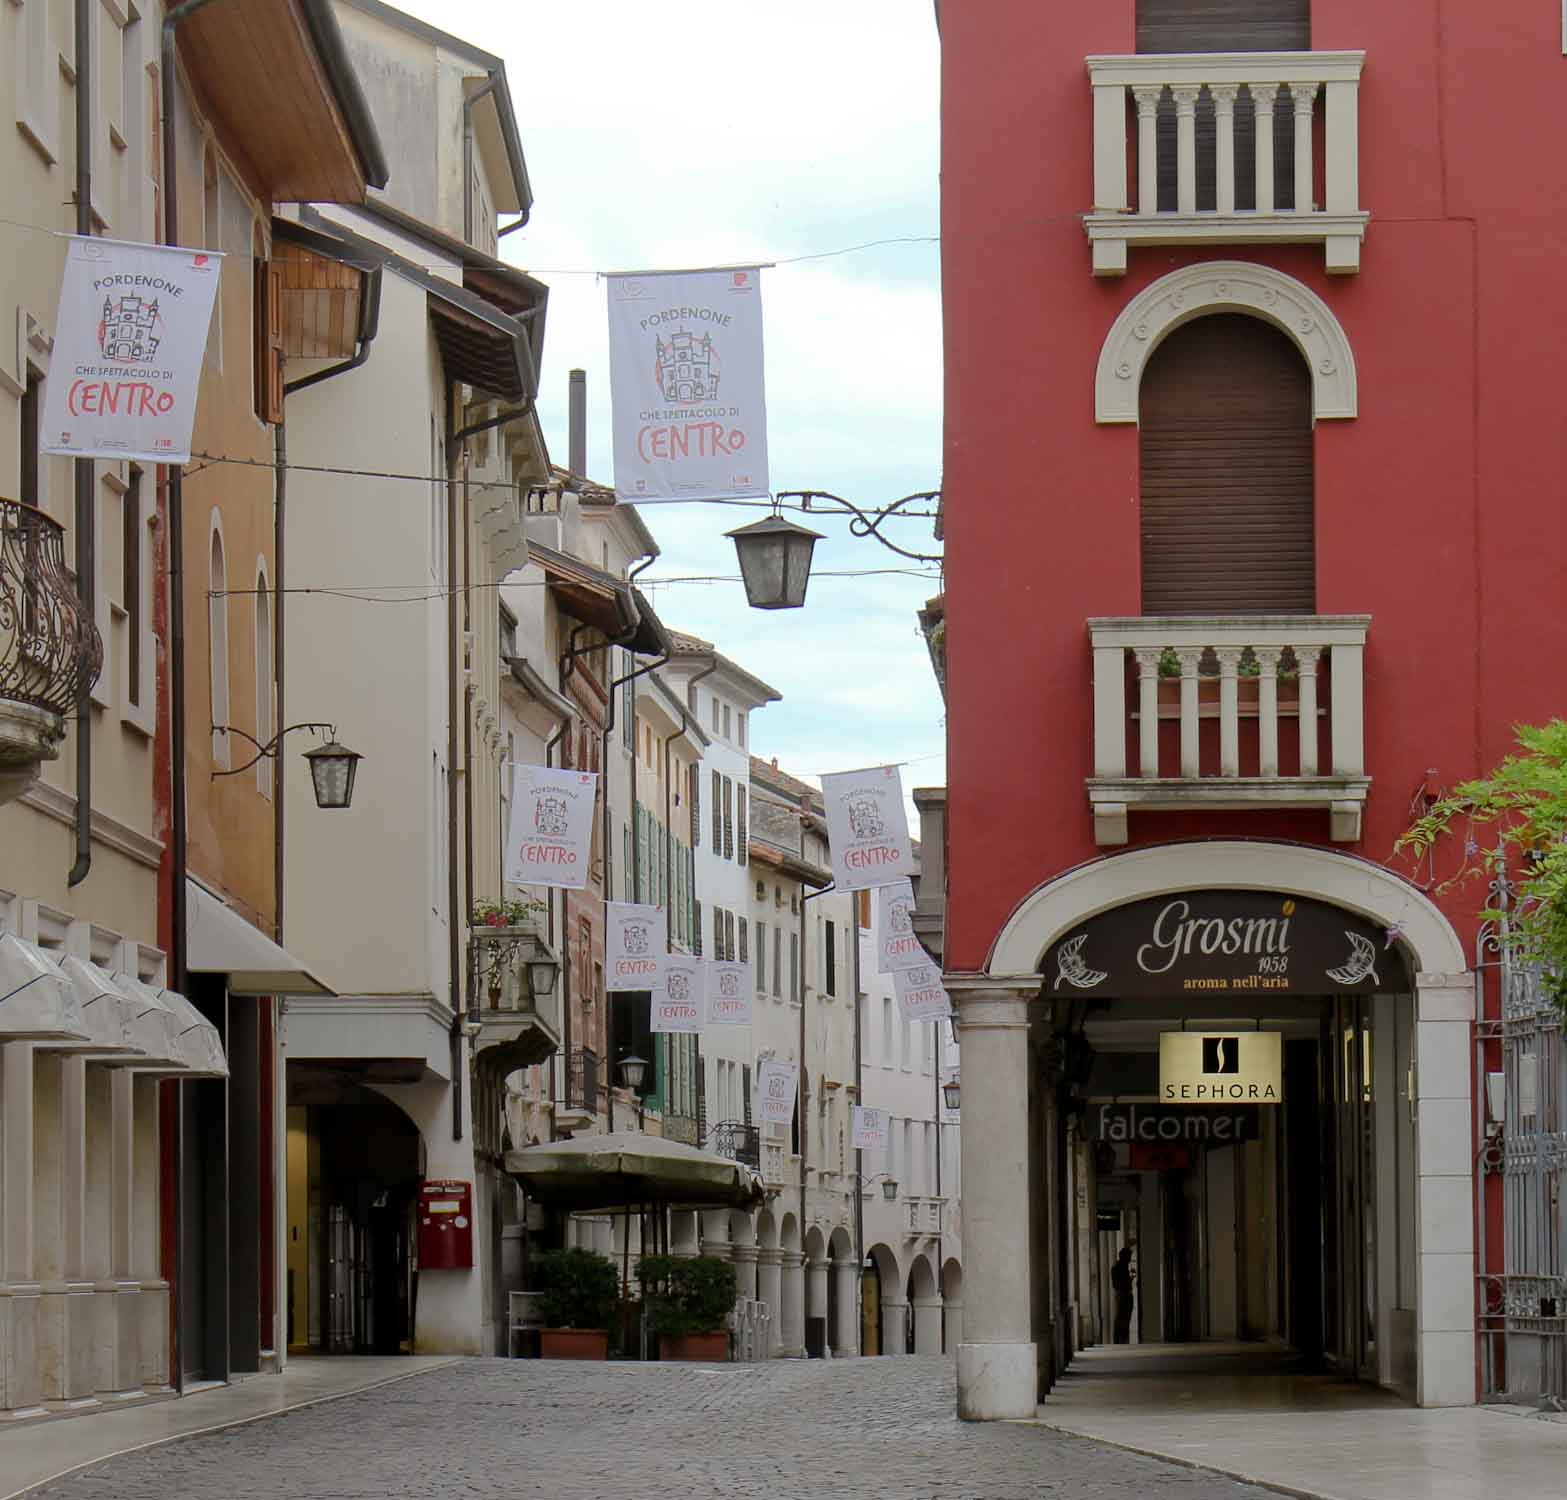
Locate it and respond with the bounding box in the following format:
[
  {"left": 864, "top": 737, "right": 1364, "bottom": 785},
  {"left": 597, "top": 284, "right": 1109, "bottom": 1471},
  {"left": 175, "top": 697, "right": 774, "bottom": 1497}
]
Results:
[
  {"left": 462, "top": 74, "right": 501, "bottom": 246},
  {"left": 445, "top": 383, "right": 464, "bottom": 1142},
  {"left": 67, "top": 0, "right": 95, "bottom": 887}
]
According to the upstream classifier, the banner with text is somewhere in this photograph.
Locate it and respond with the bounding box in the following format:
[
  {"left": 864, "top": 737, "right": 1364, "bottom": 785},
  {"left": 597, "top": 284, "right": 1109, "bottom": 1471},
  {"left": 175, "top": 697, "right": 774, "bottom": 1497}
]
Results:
[
  {"left": 852, "top": 1106, "right": 889, "bottom": 1152},
  {"left": 705, "top": 960, "right": 753, "bottom": 1026},
  {"left": 653, "top": 952, "right": 703, "bottom": 1032},
  {"left": 756, "top": 1059, "right": 798, "bottom": 1126},
  {"left": 505, "top": 766, "right": 598, "bottom": 890},
  {"left": 893, "top": 960, "right": 952, "bottom": 1023},
  {"left": 606, "top": 902, "right": 667, "bottom": 994},
  {"left": 605, "top": 267, "right": 769, "bottom": 502},
  {"left": 42, "top": 236, "right": 223, "bottom": 463},
  {"left": 821, "top": 765, "right": 913, "bottom": 892},
  {"left": 875, "top": 877, "right": 924, "bottom": 974}
]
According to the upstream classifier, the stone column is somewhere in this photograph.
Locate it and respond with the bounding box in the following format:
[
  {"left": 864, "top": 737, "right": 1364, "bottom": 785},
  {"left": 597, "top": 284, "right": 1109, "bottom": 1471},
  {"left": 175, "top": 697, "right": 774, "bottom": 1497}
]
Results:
[
  {"left": 805, "top": 1255, "right": 829, "bottom": 1355},
  {"left": 755, "top": 1246, "right": 783, "bottom": 1355},
  {"left": 914, "top": 1295, "right": 944, "bottom": 1355},
  {"left": 833, "top": 1257, "right": 860, "bottom": 1356},
  {"left": 778, "top": 1249, "right": 805, "bottom": 1357},
  {"left": 1413, "top": 970, "right": 1477, "bottom": 1407},
  {"left": 669, "top": 1211, "right": 700, "bottom": 1257},
  {"left": 132, "top": 1075, "right": 169, "bottom": 1391},
  {"left": 731, "top": 1243, "right": 759, "bottom": 1302},
  {"left": 881, "top": 1293, "right": 909, "bottom": 1354},
  {"left": 1, "top": 1042, "right": 42, "bottom": 1415},
  {"left": 955, "top": 989, "right": 1037, "bottom": 1419}
]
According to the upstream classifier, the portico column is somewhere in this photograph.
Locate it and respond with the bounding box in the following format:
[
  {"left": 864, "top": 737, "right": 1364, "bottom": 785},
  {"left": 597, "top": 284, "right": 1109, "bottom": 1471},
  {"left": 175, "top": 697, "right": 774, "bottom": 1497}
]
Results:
[
  {"left": 832, "top": 1257, "right": 859, "bottom": 1356},
  {"left": 731, "top": 1242, "right": 759, "bottom": 1301},
  {"left": 881, "top": 1292, "right": 909, "bottom": 1354},
  {"left": 669, "top": 1211, "right": 700, "bottom": 1257},
  {"left": 1, "top": 1043, "right": 43, "bottom": 1414},
  {"left": 914, "top": 1294, "right": 943, "bottom": 1355},
  {"left": 755, "top": 1246, "right": 783, "bottom": 1355},
  {"left": 954, "top": 988, "right": 1037, "bottom": 1419},
  {"left": 779, "top": 1249, "right": 805, "bottom": 1356},
  {"left": 805, "top": 1255, "right": 829, "bottom": 1354}
]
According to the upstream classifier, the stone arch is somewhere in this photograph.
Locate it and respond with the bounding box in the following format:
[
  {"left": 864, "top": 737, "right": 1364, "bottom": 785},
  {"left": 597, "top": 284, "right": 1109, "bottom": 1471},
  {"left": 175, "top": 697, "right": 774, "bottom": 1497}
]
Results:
[
  {"left": 827, "top": 1225, "right": 854, "bottom": 1263},
  {"left": 779, "top": 1211, "right": 801, "bottom": 1253},
  {"left": 1095, "top": 261, "right": 1357, "bottom": 425},
  {"left": 908, "top": 1253, "right": 937, "bottom": 1300},
  {"left": 803, "top": 1224, "right": 827, "bottom": 1262},
  {"left": 755, "top": 1208, "right": 778, "bottom": 1249},
  {"left": 988, "top": 839, "right": 1465, "bottom": 980},
  {"left": 942, "top": 1256, "right": 963, "bottom": 1303}
]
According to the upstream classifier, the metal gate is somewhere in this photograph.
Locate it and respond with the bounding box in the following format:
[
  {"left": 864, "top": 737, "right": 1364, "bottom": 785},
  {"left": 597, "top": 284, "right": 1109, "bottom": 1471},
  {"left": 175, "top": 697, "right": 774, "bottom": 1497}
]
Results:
[{"left": 1477, "top": 915, "right": 1566, "bottom": 1403}]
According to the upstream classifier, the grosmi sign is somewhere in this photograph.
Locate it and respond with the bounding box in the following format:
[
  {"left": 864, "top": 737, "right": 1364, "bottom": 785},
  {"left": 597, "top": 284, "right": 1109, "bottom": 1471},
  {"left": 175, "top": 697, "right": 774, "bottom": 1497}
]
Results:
[
  {"left": 1044, "top": 891, "right": 1399, "bottom": 999},
  {"left": 1160, "top": 1032, "right": 1283, "bottom": 1103},
  {"left": 1088, "top": 1103, "right": 1262, "bottom": 1144}
]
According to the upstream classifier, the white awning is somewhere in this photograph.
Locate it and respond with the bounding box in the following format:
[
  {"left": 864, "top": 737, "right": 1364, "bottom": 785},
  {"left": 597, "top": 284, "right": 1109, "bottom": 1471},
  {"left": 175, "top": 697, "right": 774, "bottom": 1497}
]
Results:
[
  {"left": 0, "top": 934, "right": 89, "bottom": 1043},
  {"left": 159, "top": 987, "right": 228, "bottom": 1078},
  {"left": 111, "top": 971, "right": 184, "bottom": 1069},
  {"left": 186, "top": 880, "right": 334, "bottom": 996},
  {"left": 56, "top": 955, "right": 142, "bottom": 1059}
]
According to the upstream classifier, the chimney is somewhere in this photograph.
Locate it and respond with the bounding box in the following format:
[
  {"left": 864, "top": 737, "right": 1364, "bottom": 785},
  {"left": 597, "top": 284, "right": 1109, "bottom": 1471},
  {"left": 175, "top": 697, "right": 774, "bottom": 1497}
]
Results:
[
  {"left": 771, "top": 757, "right": 779, "bottom": 770},
  {"left": 568, "top": 368, "right": 587, "bottom": 480}
]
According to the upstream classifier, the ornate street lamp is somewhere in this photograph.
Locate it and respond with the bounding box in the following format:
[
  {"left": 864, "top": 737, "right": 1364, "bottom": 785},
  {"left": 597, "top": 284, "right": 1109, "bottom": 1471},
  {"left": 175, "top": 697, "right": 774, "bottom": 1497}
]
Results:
[
  {"left": 301, "top": 738, "right": 363, "bottom": 810},
  {"left": 942, "top": 1078, "right": 961, "bottom": 1111},
  {"left": 617, "top": 1054, "right": 649, "bottom": 1092},
  {"left": 881, "top": 1176, "right": 899, "bottom": 1202},
  {"left": 725, "top": 514, "right": 823, "bottom": 610},
  {"left": 525, "top": 953, "right": 559, "bottom": 998}
]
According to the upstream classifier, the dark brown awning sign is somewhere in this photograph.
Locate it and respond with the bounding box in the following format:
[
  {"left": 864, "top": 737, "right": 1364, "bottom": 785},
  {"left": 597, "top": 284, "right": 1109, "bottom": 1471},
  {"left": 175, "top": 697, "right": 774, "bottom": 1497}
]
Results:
[{"left": 1044, "top": 891, "right": 1404, "bottom": 1000}]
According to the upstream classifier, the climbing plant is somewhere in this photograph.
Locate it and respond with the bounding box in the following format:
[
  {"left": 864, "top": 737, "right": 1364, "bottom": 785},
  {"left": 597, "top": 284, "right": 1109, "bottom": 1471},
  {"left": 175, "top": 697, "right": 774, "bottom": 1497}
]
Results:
[{"left": 1396, "top": 719, "right": 1567, "bottom": 1009}]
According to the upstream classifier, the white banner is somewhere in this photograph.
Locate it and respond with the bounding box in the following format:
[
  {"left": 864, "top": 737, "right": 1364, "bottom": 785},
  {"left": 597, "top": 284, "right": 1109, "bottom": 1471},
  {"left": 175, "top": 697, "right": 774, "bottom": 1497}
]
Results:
[
  {"left": 893, "top": 960, "right": 952, "bottom": 1023},
  {"left": 605, "top": 267, "right": 769, "bottom": 502},
  {"left": 821, "top": 765, "right": 913, "bottom": 892},
  {"left": 606, "top": 902, "right": 667, "bottom": 994},
  {"left": 505, "top": 766, "right": 598, "bottom": 890},
  {"left": 705, "top": 959, "right": 753, "bottom": 1026},
  {"left": 874, "top": 877, "right": 925, "bottom": 974},
  {"left": 852, "top": 1105, "right": 889, "bottom": 1152},
  {"left": 41, "top": 236, "right": 223, "bottom": 463},
  {"left": 653, "top": 953, "right": 703, "bottom": 1033},
  {"left": 756, "top": 1059, "right": 798, "bottom": 1126}
]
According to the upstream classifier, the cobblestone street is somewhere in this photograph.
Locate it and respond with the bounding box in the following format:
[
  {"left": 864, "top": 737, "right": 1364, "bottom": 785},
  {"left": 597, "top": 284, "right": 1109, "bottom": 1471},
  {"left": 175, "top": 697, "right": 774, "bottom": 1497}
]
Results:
[{"left": 32, "top": 1358, "right": 1275, "bottom": 1500}]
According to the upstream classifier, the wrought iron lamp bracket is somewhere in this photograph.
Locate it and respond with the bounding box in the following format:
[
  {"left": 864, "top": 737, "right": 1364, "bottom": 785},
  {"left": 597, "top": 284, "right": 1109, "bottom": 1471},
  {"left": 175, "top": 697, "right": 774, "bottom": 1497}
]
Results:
[
  {"left": 210, "top": 721, "right": 337, "bottom": 779},
  {"left": 776, "top": 489, "right": 944, "bottom": 565}
]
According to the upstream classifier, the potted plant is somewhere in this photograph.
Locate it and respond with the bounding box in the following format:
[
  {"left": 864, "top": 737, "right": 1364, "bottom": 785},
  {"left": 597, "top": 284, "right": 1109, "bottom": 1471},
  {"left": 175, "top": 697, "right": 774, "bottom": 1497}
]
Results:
[
  {"left": 533, "top": 1247, "right": 619, "bottom": 1359},
  {"left": 640, "top": 1253, "right": 737, "bottom": 1362}
]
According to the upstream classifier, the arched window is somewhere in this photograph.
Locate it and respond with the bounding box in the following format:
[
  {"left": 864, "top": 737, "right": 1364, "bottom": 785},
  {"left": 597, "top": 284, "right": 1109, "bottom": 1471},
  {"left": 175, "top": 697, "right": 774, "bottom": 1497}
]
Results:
[
  {"left": 1139, "top": 314, "right": 1314, "bottom": 615},
  {"left": 209, "top": 518, "right": 229, "bottom": 766},
  {"left": 254, "top": 562, "right": 272, "bottom": 796}
]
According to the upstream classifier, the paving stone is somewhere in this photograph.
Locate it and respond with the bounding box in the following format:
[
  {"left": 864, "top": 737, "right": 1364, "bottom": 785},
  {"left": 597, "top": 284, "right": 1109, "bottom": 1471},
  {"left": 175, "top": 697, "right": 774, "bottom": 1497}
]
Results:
[{"left": 36, "top": 1357, "right": 1278, "bottom": 1500}]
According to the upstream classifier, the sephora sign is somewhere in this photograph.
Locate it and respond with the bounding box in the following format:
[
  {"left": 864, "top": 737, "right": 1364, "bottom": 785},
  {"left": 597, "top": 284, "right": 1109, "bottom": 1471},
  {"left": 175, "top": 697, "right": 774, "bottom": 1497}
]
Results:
[{"left": 1043, "top": 891, "right": 1405, "bottom": 1000}]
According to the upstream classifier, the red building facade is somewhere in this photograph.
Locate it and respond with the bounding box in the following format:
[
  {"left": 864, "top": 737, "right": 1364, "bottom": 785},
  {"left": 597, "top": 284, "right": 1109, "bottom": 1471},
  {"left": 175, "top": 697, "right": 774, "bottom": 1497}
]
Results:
[{"left": 939, "top": 1, "right": 1566, "bottom": 1420}]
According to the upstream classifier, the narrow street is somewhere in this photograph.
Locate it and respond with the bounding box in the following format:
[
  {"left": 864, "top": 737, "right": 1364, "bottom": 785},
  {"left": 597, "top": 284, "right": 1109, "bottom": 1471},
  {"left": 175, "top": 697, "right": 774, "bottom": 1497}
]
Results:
[{"left": 31, "top": 1359, "right": 1271, "bottom": 1500}]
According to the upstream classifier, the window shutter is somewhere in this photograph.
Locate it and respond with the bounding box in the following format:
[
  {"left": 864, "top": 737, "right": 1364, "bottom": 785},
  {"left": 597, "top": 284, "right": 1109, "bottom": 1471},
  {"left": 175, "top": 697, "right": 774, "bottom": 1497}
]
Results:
[
  {"left": 693, "top": 898, "right": 703, "bottom": 957},
  {"left": 738, "top": 916, "right": 749, "bottom": 964},
  {"left": 697, "top": 1051, "right": 707, "bottom": 1142},
  {"left": 742, "top": 1063, "right": 752, "bottom": 1127},
  {"left": 1140, "top": 314, "right": 1314, "bottom": 614},
  {"left": 789, "top": 933, "right": 799, "bottom": 1003},
  {"left": 724, "top": 910, "right": 736, "bottom": 964},
  {"left": 756, "top": 920, "right": 767, "bottom": 992},
  {"left": 711, "top": 770, "right": 722, "bottom": 853},
  {"left": 773, "top": 928, "right": 782, "bottom": 998},
  {"left": 825, "top": 921, "right": 837, "bottom": 997},
  {"left": 253, "top": 260, "right": 284, "bottom": 425},
  {"left": 722, "top": 776, "right": 734, "bottom": 860},
  {"left": 689, "top": 765, "right": 701, "bottom": 847},
  {"left": 713, "top": 905, "right": 723, "bottom": 961},
  {"left": 737, "top": 786, "right": 748, "bottom": 866}
]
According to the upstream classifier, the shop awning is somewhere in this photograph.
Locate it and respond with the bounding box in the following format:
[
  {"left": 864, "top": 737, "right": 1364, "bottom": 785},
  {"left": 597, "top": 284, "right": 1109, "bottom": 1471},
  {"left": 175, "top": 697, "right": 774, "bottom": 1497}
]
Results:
[
  {"left": 0, "top": 934, "right": 89, "bottom": 1043},
  {"left": 504, "top": 1131, "right": 765, "bottom": 1214},
  {"left": 110, "top": 971, "right": 183, "bottom": 1070},
  {"left": 159, "top": 988, "right": 228, "bottom": 1078},
  {"left": 56, "top": 956, "right": 142, "bottom": 1059},
  {"left": 186, "top": 881, "right": 334, "bottom": 996}
]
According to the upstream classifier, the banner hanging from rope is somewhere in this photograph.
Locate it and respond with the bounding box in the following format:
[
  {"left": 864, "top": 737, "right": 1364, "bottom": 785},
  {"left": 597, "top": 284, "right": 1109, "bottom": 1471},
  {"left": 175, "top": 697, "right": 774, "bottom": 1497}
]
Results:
[
  {"left": 606, "top": 902, "right": 667, "bottom": 994},
  {"left": 605, "top": 267, "right": 769, "bottom": 503},
  {"left": 42, "top": 236, "right": 223, "bottom": 464},
  {"left": 505, "top": 766, "right": 598, "bottom": 890},
  {"left": 821, "top": 765, "right": 913, "bottom": 892}
]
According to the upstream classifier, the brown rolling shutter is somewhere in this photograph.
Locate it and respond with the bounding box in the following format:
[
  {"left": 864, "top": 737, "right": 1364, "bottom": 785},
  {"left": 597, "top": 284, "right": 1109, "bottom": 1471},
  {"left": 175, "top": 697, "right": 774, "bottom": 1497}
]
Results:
[
  {"left": 1139, "top": 314, "right": 1314, "bottom": 615},
  {"left": 1138, "top": 0, "right": 1310, "bottom": 215}
]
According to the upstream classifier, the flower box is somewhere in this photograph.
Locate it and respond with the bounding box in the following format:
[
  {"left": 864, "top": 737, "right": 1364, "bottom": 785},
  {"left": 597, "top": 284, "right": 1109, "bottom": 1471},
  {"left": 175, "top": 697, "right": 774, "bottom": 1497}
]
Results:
[
  {"left": 540, "top": 1327, "right": 609, "bottom": 1360},
  {"left": 658, "top": 1331, "right": 730, "bottom": 1363}
]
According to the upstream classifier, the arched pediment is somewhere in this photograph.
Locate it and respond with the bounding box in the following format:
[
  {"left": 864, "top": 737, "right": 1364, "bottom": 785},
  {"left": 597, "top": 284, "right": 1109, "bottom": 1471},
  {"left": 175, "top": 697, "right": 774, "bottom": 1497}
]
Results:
[{"left": 1095, "top": 262, "right": 1357, "bottom": 424}]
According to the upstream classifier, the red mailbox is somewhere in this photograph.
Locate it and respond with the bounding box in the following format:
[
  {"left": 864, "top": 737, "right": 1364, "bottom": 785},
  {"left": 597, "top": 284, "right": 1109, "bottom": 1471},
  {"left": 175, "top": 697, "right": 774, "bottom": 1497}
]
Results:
[{"left": 417, "top": 1179, "right": 473, "bottom": 1269}]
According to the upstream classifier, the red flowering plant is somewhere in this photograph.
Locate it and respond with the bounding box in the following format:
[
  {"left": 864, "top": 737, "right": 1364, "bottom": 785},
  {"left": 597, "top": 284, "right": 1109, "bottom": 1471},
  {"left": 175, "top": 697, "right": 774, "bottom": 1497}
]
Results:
[{"left": 471, "top": 896, "right": 544, "bottom": 930}]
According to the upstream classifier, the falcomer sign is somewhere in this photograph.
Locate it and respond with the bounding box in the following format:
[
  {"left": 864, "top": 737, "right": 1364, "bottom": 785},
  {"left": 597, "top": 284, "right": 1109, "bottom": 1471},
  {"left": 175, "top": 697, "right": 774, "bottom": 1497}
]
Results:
[
  {"left": 1044, "top": 892, "right": 1403, "bottom": 1000},
  {"left": 605, "top": 267, "right": 770, "bottom": 502},
  {"left": 505, "top": 766, "right": 598, "bottom": 890},
  {"left": 42, "top": 236, "right": 223, "bottom": 464}
]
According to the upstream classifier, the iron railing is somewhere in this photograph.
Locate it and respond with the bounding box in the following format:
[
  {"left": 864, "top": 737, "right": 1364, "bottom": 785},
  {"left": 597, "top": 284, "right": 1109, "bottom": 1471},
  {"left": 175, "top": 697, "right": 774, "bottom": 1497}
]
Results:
[
  {"left": 705, "top": 1120, "right": 761, "bottom": 1167},
  {"left": 556, "top": 1047, "right": 599, "bottom": 1112},
  {"left": 1, "top": 498, "right": 102, "bottom": 716},
  {"left": 663, "top": 1111, "right": 700, "bottom": 1147},
  {"left": 1477, "top": 891, "right": 1566, "bottom": 1404}
]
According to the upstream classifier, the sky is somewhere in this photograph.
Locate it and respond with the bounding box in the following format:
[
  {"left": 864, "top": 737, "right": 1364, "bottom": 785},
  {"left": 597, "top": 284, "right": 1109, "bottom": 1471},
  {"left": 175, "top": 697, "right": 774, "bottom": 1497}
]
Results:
[{"left": 395, "top": 0, "right": 946, "bottom": 803}]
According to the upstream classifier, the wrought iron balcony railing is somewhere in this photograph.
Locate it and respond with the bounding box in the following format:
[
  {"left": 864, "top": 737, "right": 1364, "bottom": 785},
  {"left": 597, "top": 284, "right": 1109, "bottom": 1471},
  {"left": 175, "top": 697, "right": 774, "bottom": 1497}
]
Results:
[
  {"left": 663, "top": 1111, "right": 700, "bottom": 1147},
  {"left": 1, "top": 497, "right": 102, "bottom": 720},
  {"left": 705, "top": 1120, "right": 761, "bottom": 1168},
  {"left": 556, "top": 1046, "right": 599, "bottom": 1113}
]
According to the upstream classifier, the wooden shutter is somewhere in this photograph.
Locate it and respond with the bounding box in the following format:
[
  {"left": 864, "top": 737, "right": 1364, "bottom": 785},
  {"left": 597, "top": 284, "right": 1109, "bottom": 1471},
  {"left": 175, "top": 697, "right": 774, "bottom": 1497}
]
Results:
[
  {"left": 722, "top": 776, "right": 734, "bottom": 860},
  {"left": 254, "top": 260, "right": 284, "bottom": 424},
  {"left": 697, "top": 1052, "right": 707, "bottom": 1142},
  {"left": 689, "top": 766, "right": 701, "bottom": 847},
  {"left": 738, "top": 917, "right": 749, "bottom": 964},
  {"left": 693, "top": 898, "right": 703, "bottom": 957},
  {"left": 711, "top": 770, "right": 722, "bottom": 852},
  {"left": 737, "top": 786, "right": 748, "bottom": 867},
  {"left": 742, "top": 1063, "right": 752, "bottom": 1127},
  {"left": 1139, "top": 314, "right": 1314, "bottom": 615},
  {"left": 1138, "top": 0, "right": 1310, "bottom": 214}
]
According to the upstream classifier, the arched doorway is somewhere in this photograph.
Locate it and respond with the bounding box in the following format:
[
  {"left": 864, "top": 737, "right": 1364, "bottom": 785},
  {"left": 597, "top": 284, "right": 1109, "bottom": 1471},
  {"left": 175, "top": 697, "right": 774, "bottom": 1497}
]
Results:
[
  {"left": 942, "top": 1258, "right": 964, "bottom": 1349},
  {"left": 828, "top": 1227, "right": 855, "bottom": 1356},
  {"left": 909, "top": 1254, "right": 940, "bottom": 1355},
  {"left": 863, "top": 1243, "right": 900, "bottom": 1355},
  {"left": 285, "top": 1078, "right": 422, "bottom": 1354},
  {"left": 957, "top": 841, "right": 1474, "bottom": 1421},
  {"left": 803, "top": 1226, "right": 829, "bottom": 1358},
  {"left": 779, "top": 1212, "right": 804, "bottom": 1357}
]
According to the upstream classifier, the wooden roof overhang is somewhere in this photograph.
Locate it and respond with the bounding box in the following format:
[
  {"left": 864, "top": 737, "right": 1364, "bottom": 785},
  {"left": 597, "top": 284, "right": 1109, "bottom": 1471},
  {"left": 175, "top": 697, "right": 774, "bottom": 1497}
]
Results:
[
  {"left": 532, "top": 546, "right": 672, "bottom": 659},
  {"left": 177, "top": 0, "right": 387, "bottom": 203}
]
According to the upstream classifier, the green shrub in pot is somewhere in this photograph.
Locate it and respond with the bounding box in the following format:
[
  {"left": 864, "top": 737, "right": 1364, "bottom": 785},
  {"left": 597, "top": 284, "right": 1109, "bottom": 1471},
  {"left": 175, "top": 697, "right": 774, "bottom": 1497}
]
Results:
[
  {"left": 639, "top": 1254, "right": 738, "bottom": 1340},
  {"left": 533, "top": 1247, "right": 619, "bottom": 1331}
]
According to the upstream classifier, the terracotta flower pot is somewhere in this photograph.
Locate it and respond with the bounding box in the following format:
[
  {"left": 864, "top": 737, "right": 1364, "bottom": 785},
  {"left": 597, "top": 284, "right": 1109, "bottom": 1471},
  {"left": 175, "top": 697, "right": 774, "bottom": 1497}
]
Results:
[
  {"left": 540, "top": 1327, "right": 609, "bottom": 1360},
  {"left": 658, "top": 1331, "right": 730, "bottom": 1362}
]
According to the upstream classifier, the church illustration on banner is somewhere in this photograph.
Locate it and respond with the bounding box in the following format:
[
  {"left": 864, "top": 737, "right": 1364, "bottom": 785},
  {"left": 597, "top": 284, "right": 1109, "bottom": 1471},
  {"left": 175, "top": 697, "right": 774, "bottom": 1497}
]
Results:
[
  {"left": 99, "top": 294, "right": 163, "bottom": 364},
  {"left": 655, "top": 329, "right": 721, "bottom": 403}
]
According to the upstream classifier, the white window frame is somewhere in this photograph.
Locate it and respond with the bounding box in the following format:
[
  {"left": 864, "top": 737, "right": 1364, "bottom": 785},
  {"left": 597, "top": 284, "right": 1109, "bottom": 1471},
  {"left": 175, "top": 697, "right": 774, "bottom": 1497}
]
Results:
[
  {"left": 14, "top": 0, "right": 58, "bottom": 163},
  {"left": 208, "top": 511, "right": 229, "bottom": 767}
]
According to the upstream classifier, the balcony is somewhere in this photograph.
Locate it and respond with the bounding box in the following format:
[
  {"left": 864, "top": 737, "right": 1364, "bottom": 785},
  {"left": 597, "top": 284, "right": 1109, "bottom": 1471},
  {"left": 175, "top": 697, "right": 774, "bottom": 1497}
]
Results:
[
  {"left": 705, "top": 1120, "right": 762, "bottom": 1169},
  {"left": 903, "top": 1196, "right": 944, "bottom": 1238},
  {"left": 1085, "top": 51, "right": 1367, "bottom": 276},
  {"left": 1087, "top": 615, "right": 1370, "bottom": 846},
  {"left": 467, "top": 924, "right": 561, "bottom": 1070},
  {"left": 1, "top": 498, "right": 102, "bottom": 804}
]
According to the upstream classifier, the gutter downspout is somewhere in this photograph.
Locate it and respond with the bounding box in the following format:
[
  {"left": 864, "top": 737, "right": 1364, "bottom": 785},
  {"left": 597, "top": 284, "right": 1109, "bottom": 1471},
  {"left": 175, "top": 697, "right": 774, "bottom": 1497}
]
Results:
[
  {"left": 68, "top": 0, "right": 94, "bottom": 887},
  {"left": 445, "top": 382, "right": 464, "bottom": 1143}
]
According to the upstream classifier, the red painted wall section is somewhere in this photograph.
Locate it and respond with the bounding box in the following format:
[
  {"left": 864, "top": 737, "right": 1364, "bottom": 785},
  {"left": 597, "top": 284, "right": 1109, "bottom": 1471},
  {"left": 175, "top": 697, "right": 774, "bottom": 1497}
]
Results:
[{"left": 940, "top": 2, "right": 1567, "bottom": 974}]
